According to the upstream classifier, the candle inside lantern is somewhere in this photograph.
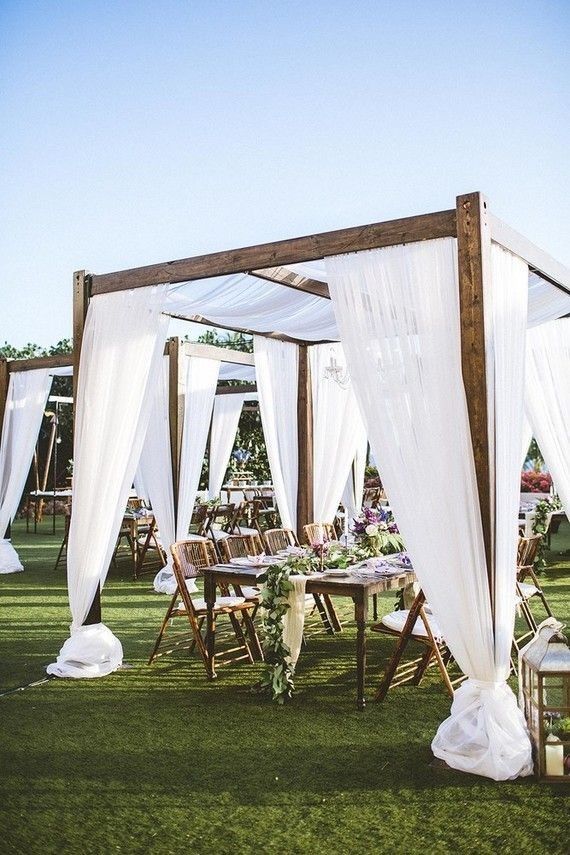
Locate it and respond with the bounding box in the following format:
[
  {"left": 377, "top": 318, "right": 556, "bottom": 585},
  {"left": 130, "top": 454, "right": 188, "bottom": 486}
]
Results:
[{"left": 545, "top": 734, "right": 564, "bottom": 776}]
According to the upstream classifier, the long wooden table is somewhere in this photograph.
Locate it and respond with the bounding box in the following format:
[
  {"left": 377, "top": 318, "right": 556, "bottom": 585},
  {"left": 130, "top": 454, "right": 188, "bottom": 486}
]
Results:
[{"left": 203, "top": 563, "right": 414, "bottom": 710}]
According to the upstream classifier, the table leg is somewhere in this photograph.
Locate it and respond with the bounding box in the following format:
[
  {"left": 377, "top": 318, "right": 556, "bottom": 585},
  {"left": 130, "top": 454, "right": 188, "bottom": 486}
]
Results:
[
  {"left": 355, "top": 593, "right": 368, "bottom": 711},
  {"left": 204, "top": 571, "right": 217, "bottom": 680}
]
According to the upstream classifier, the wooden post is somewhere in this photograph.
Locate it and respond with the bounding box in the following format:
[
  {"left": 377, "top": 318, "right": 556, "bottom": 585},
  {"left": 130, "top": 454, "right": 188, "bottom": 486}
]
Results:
[
  {"left": 0, "top": 359, "right": 9, "bottom": 539},
  {"left": 296, "top": 344, "right": 314, "bottom": 542},
  {"left": 168, "top": 337, "right": 185, "bottom": 520},
  {"left": 456, "top": 192, "right": 494, "bottom": 611},
  {"left": 72, "top": 270, "right": 101, "bottom": 624}
]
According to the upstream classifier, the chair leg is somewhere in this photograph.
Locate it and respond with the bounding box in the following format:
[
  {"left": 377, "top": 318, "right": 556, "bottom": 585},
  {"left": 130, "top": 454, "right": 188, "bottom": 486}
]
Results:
[
  {"left": 53, "top": 532, "right": 68, "bottom": 572},
  {"left": 411, "top": 646, "right": 433, "bottom": 685},
  {"left": 148, "top": 593, "right": 179, "bottom": 664},
  {"left": 375, "top": 592, "right": 425, "bottom": 702},
  {"left": 323, "top": 594, "right": 342, "bottom": 633},
  {"left": 228, "top": 612, "right": 254, "bottom": 663},
  {"left": 241, "top": 608, "right": 264, "bottom": 660},
  {"left": 312, "top": 594, "right": 334, "bottom": 634}
]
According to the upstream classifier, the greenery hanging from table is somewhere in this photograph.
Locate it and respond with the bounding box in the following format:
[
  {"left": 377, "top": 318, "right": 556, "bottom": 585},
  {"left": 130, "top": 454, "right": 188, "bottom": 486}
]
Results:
[{"left": 255, "top": 508, "right": 406, "bottom": 703}]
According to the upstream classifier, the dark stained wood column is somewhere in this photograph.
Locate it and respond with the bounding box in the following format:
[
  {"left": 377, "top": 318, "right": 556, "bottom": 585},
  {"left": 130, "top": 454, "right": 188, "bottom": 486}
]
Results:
[
  {"left": 72, "top": 270, "right": 102, "bottom": 625},
  {"left": 296, "top": 344, "right": 314, "bottom": 542},
  {"left": 168, "top": 337, "right": 184, "bottom": 520},
  {"left": 456, "top": 192, "right": 494, "bottom": 614}
]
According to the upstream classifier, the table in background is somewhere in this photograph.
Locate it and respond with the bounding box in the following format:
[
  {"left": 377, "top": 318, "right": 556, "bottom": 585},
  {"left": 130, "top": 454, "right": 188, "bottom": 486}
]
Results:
[
  {"left": 203, "top": 563, "right": 415, "bottom": 710},
  {"left": 26, "top": 490, "right": 73, "bottom": 534}
]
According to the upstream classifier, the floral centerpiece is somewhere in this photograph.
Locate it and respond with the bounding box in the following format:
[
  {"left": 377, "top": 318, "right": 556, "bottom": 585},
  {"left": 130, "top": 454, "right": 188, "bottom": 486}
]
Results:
[{"left": 351, "top": 507, "right": 404, "bottom": 557}]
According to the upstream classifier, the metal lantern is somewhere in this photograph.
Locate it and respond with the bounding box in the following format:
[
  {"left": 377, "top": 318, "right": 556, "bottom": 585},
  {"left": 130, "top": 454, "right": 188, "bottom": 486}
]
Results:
[{"left": 520, "top": 618, "right": 570, "bottom": 782}]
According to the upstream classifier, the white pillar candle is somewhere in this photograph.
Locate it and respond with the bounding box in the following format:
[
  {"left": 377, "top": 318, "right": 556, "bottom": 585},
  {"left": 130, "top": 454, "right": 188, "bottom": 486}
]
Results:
[{"left": 545, "top": 734, "right": 564, "bottom": 776}]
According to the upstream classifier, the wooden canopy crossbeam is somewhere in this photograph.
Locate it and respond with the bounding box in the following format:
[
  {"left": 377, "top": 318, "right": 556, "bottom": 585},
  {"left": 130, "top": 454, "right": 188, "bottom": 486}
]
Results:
[
  {"left": 90, "top": 209, "right": 457, "bottom": 295},
  {"left": 6, "top": 353, "right": 73, "bottom": 373}
]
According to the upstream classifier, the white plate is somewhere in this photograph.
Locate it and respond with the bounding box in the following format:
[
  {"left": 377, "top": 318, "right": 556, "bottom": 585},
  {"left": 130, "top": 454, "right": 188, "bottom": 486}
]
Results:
[{"left": 322, "top": 568, "right": 351, "bottom": 577}]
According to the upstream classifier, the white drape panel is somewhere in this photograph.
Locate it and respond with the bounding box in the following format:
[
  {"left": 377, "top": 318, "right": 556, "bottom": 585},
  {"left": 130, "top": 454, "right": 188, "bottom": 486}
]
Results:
[
  {"left": 527, "top": 273, "right": 570, "bottom": 327},
  {"left": 136, "top": 358, "right": 177, "bottom": 594},
  {"left": 525, "top": 318, "right": 570, "bottom": 517},
  {"left": 167, "top": 274, "right": 337, "bottom": 341},
  {"left": 47, "top": 286, "right": 169, "bottom": 678},
  {"left": 326, "top": 238, "right": 532, "bottom": 780},
  {"left": 178, "top": 355, "right": 220, "bottom": 531},
  {"left": 521, "top": 416, "right": 533, "bottom": 466},
  {"left": 310, "top": 343, "right": 367, "bottom": 522},
  {"left": 254, "top": 337, "right": 298, "bottom": 531},
  {"left": 148, "top": 355, "right": 220, "bottom": 594},
  {"left": 0, "top": 369, "right": 52, "bottom": 573},
  {"left": 342, "top": 438, "right": 368, "bottom": 524},
  {"left": 208, "top": 393, "right": 246, "bottom": 498}
]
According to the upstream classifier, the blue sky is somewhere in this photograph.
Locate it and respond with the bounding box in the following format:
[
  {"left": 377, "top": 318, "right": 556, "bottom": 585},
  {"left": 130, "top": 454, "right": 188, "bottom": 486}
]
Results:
[{"left": 1, "top": 0, "right": 569, "bottom": 348}]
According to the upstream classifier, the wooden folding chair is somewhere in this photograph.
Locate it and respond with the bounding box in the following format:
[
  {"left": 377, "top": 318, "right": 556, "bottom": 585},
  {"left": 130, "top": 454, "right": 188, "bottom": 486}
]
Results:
[
  {"left": 373, "top": 590, "right": 465, "bottom": 700},
  {"left": 204, "top": 502, "right": 237, "bottom": 561},
  {"left": 263, "top": 527, "right": 299, "bottom": 554},
  {"left": 303, "top": 522, "right": 338, "bottom": 545},
  {"left": 513, "top": 533, "right": 555, "bottom": 654},
  {"left": 220, "top": 533, "right": 265, "bottom": 562},
  {"left": 148, "top": 539, "right": 262, "bottom": 670}
]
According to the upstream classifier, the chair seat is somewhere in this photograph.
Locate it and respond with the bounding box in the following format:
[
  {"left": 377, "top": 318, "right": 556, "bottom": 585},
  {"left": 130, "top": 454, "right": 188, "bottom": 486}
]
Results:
[
  {"left": 241, "top": 586, "right": 261, "bottom": 600},
  {"left": 375, "top": 609, "right": 443, "bottom": 641},
  {"left": 177, "top": 595, "right": 247, "bottom": 613},
  {"left": 236, "top": 527, "right": 259, "bottom": 536},
  {"left": 209, "top": 530, "right": 230, "bottom": 541},
  {"left": 518, "top": 581, "right": 539, "bottom": 600}
]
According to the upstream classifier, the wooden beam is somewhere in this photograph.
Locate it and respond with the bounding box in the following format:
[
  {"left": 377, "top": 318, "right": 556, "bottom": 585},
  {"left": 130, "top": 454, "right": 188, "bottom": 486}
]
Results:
[
  {"left": 296, "top": 345, "right": 314, "bottom": 541},
  {"left": 7, "top": 353, "right": 73, "bottom": 373},
  {"left": 72, "top": 270, "right": 101, "bottom": 624},
  {"left": 168, "top": 337, "right": 185, "bottom": 518},
  {"left": 456, "top": 192, "right": 494, "bottom": 610},
  {"left": 182, "top": 341, "right": 255, "bottom": 365},
  {"left": 0, "top": 359, "right": 9, "bottom": 445},
  {"left": 72, "top": 271, "right": 89, "bottom": 407},
  {"left": 490, "top": 214, "right": 570, "bottom": 295},
  {"left": 90, "top": 209, "right": 457, "bottom": 294},
  {"left": 250, "top": 266, "right": 329, "bottom": 299},
  {"left": 215, "top": 383, "right": 257, "bottom": 396}
]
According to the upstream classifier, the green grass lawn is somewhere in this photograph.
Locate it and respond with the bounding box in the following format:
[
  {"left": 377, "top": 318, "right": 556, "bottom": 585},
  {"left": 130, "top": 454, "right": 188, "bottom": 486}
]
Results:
[{"left": 1, "top": 518, "right": 569, "bottom": 855}]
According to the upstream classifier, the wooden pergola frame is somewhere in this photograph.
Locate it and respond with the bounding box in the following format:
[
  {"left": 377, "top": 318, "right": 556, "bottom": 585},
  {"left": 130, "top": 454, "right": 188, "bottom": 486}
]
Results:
[{"left": 64, "top": 191, "right": 570, "bottom": 627}]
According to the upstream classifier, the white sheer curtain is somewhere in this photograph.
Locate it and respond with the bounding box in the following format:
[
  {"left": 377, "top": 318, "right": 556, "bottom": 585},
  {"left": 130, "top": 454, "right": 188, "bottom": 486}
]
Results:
[
  {"left": 148, "top": 355, "right": 220, "bottom": 595},
  {"left": 0, "top": 369, "right": 52, "bottom": 573},
  {"left": 47, "top": 286, "right": 169, "bottom": 678},
  {"left": 310, "top": 343, "right": 367, "bottom": 522},
  {"left": 342, "top": 438, "right": 368, "bottom": 524},
  {"left": 326, "top": 238, "right": 532, "bottom": 781},
  {"left": 208, "top": 393, "right": 246, "bottom": 498},
  {"left": 178, "top": 355, "right": 220, "bottom": 533},
  {"left": 254, "top": 337, "right": 298, "bottom": 531},
  {"left": 525, "top": 317, "right": 570, "bottom": 517}
]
